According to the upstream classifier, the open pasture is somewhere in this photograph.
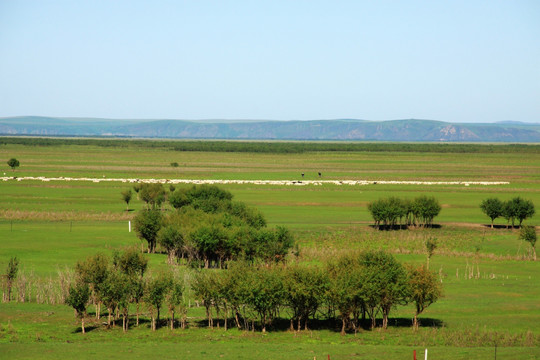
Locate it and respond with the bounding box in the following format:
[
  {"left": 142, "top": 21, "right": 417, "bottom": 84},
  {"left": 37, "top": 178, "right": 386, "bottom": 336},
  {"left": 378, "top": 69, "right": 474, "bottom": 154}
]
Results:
[{"left": 1, "top": 140, "right": 539, "bottom": 359}]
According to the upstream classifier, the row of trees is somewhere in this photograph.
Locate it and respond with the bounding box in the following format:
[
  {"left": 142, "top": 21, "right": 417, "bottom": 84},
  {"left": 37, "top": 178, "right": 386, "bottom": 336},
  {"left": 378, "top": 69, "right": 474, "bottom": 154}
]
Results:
[
  {"left": 3, "top": 136, "right": 538, "bottom": 154},
  {"left": 480, "top": 197, "right": 535, "bottom": 228},
  {"left": 368, "top": 195, "right": 535, "bottom": 232},
  {"left": 130, "top": 184, "right": 294, "bottom": 268},
  {"left": 66, "top": 250, "right": 442, "bottom": 334},
  {"left": 191, "top": 251, "right": 442, "bottom": 334},
  {"left": 66, "top": 248, "right": 186, "bottom": 333},
  {"left": 367, "top": 196, "right": 441, "bottom": 229}
]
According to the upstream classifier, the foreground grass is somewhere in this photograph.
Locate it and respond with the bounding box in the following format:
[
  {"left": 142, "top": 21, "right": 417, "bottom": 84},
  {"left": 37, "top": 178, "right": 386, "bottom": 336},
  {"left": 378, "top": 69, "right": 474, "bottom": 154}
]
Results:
[
  {"left": 0, "top": 302, "right": 538, "bottom": 360},
  {"left": 2, "top": 343, "right": 538, "bottom": 360}
]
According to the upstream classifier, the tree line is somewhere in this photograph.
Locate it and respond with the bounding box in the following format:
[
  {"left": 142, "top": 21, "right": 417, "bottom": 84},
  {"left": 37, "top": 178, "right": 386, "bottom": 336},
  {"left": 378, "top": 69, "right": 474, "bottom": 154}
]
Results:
[
  {"left": 2, "top": 137, "right": 539, "bottom": 154},
  {"left": 66, "top": 249, "right": 442, "bottom": 334},
  {"left": 368, "top": 195, "right": 441, "bottom": 229},
  {"left": 128, "top": 184, "right": 294, "bottom": 268},
  {"left": 192, "top": 252, "right": 442, "bottom": 334}
]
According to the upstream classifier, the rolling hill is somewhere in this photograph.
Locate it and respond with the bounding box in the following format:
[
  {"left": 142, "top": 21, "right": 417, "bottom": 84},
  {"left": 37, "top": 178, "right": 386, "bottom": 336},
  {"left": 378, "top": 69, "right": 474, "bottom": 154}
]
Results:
[{"left": 0, "top": 116, "right": 539, "bottom": 142}]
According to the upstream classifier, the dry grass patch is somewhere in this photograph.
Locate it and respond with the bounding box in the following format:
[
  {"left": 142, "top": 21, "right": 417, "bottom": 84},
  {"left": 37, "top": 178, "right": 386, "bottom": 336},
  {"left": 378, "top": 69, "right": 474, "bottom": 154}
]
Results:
[{"left": 0, "top": 209, "right": 131, "bottom": 222}]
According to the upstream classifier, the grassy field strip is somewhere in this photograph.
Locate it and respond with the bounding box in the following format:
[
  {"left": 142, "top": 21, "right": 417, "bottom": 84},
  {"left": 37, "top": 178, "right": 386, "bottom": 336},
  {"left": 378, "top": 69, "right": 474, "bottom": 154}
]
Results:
[{"left": 1, "top": 176, "right": 510, "bottom": 186}]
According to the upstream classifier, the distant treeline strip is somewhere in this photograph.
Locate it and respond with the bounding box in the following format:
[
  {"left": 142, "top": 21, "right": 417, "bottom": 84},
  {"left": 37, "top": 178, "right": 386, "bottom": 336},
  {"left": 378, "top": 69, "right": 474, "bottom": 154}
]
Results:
[{"left": 1, "top": 137, "right": 539, "bottom": 154}]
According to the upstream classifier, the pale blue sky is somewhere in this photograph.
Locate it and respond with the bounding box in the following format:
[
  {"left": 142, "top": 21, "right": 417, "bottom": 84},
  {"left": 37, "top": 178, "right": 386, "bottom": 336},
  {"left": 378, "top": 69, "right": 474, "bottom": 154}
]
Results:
[{"left": 1, "top": 1, "right": 539, "bottom": 122}]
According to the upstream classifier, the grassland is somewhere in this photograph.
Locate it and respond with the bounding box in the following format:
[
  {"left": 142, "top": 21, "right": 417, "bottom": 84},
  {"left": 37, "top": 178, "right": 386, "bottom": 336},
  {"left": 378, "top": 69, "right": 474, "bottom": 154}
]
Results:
[{"left": 1, "top": 140, "right": 539, "bottom": 359}]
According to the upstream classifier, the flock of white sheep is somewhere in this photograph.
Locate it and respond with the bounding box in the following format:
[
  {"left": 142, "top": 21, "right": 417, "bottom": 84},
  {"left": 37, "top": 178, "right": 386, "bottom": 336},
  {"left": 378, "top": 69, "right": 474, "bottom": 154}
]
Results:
[{"left": 1, "top": 176, "right": 509, "bottom": 187}]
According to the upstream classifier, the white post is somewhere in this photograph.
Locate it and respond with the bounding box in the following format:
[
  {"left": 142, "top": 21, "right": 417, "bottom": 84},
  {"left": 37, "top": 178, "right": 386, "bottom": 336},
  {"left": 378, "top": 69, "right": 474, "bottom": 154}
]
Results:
[
  {"left": 129, "top": 220, "right": 131, "bottom": 232},
  {"left": 424, "top": 348, "right": 428, "bottom": 360}
]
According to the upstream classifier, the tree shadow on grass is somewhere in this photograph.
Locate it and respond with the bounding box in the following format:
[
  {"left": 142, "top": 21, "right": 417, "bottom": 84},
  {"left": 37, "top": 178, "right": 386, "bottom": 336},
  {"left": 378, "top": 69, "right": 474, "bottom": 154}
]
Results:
[
  {"left": 482, "top": 224, "right": 517, "bottom": 230},
  {"left": 384, "top": 317, "right": 444, "bottom": 329},
  {"left": 73, "top": 325, "right": 98, "bottom": 334},
  {"left": 191, "top": 316, "right": 444, "bottom": 333},
  {"left": 368, "top": 224, "right": 442, "bottom": 231}
]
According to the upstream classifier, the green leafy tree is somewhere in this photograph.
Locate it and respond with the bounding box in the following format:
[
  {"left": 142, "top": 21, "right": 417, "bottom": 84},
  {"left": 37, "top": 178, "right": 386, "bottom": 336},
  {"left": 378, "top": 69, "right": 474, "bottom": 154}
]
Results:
[
  {"left": 284, "top": 265, "right": 329, "bottom": 331},
  {"left": 503, "top": 199, "right": 516, "bottom": 228},
  {"left": 221, "top": 261, "right": 253, "bottom": 330},
  {"left": 368, "top": 197, "right": 407, "bottom": 229},
  {"left": 112, "top": 247, "right": 148, "bottom": 279},
  {"left": 407, "top": 264, "right": 443, "bottom": 329},
  {"left": 4, "top": 257, "right": 19, "bottom": 302},
  {"left": 169, "top": 189, "right": 191, "bottom": 209},
  {"left": 247, "top": 266, "right": 286, "bottom": 333},
  {"left": 75, "top": 253, "right": 109, "bottom": 319},
  {"left": 119, "top": 279, "right": 133, "bottom": 332},
  {"left": 65, "top": 282, "right": 90, "bottom": 334},
  {"left": 166, "top": 279, "right": 184, "bottom": 330},
  {"left": 515, "top": 198, "right": 535, "bottom": 227},
  {"left": 131, "top": 277, "right": 146, "bottom": 326},
  {"left": 100, "top": 271, "right": 128, "bottom": 327},
  {"left": 256, "top": 226, "right": 294, "bottom": 264},
  {"left": 519, "top": 225, "right": 537, "bottom": 261},
  {"left": 227, "top": 201, "right": 266, "bottom": 229},
  {"left": 480, "top": 198, "right": 504, "bottom": 228},
  {"left": 367, "top": 199, "right": 385, "bottom": 229},
  {"left": 7, "top": 158, "right": 19, "bottom": 171},
  {"left": 185, "top": 185, "right": 233, "bottom": 213},
  {"left": 133, "top": 183, "right": 142, "bottom": 195},
  {"left": 157, "top": 225, "right": 184, "bottom": 265},
  {"left": 504, "top": 197, "right": 535, "bottom": 228},
  {"left": 412, "top": 195, "right": 441, "bottom": 227},
  {"left": 146, "top": 274, "right": 172, "bottom": 331},
  {"left": 425, "top": 237, "right": 437, "bottom": 270},
  {"left": 326, "top": 256, "right": 363, "bottom": 334},
  {"left": 192, "top": 270, "right": 221, "bottom": 328},
  {"left": 139, "top": 183, "right": 166, "bottom": 210},
  {"left": 134, "top": 210, "right": 162, "bottom": 253},
  {"left": 359, "top": 251, "right": 410, "bottom": 329},
  {"left": 121, "top": 189, "right": 132, "bottom": 212}
]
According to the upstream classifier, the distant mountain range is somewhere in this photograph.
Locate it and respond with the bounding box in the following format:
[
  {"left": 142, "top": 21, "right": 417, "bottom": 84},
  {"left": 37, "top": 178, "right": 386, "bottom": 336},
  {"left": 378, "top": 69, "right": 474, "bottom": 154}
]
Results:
[{"left": 1, "top": 116, "right": 539, "bottom": 142}]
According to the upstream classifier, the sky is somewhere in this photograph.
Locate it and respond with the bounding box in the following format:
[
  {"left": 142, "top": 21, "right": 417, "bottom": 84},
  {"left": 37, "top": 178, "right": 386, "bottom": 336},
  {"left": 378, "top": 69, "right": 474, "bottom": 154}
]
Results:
[{"left": 1, "top": 1, "right": 539, "bottom": 123}]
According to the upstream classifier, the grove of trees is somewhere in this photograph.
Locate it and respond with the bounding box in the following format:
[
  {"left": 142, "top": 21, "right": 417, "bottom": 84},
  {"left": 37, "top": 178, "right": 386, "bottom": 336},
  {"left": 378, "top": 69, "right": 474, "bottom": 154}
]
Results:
[
  {"left": 480, "top": 197, "right": 535, "bottom": 228},
  {"left": 132, "top": 184, "right": 294, "bottom": 268},
  {"left": 66, "top": 249, "right": 442, "bottom": 334},
  {"left": 194, "top": 252, "right": 442, "bottom": 334},
  {"left": 67, "top": 248, "right": 188, "bottom": 333},
  {"left": 368, "top": 195, "right": 441, "bottom": 229},
  {"left": 63, "top": 184, "right": 446, "bottom": 334}
]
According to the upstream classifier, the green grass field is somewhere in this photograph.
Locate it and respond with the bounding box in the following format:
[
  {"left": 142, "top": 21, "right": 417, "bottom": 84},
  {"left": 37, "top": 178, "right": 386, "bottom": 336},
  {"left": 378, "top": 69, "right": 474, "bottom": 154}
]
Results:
[{"left": 1, "top": 141, "right": 539, "bottom": 359}]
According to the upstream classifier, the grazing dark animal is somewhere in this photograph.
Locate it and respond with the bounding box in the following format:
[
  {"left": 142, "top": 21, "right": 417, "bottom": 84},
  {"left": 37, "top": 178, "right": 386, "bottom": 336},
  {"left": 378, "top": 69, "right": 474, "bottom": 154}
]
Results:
[
  {"left": 301, "top": 173, "right": 304, "bottom": 178},
  {"left": 318, "top": 172, "right": 322, "bottom": 177}
]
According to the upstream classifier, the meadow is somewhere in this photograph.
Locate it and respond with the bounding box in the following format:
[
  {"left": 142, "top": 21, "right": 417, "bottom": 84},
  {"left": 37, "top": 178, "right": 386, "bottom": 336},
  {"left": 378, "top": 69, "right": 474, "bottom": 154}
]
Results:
[{"left": 0, "top": 140, "right": 539, "bottom": 359}]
